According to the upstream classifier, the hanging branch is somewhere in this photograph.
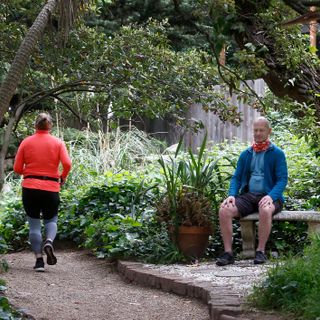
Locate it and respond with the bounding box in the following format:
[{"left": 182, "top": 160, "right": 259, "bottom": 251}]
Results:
[
  {"left": 50, "top": 93, "right": 88, "bottom": 126},
  {"left": 198, "top": 26, "right": 266, "bottom": 111},
  {"left": 12, "top": 80, "right": 107, "bottom": 130}
]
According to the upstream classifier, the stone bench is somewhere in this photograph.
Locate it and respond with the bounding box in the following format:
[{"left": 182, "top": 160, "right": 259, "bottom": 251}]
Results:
[{"left": 240, "top": 210, "right": 320, "bottom": 258}]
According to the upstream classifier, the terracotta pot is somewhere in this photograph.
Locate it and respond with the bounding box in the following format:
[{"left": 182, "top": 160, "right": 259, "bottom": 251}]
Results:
[{"left": 170, "top": 226, "right": 212, "bottom": 259}]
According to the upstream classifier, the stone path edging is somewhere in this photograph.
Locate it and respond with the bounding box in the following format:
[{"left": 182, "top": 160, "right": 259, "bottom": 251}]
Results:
[{"left": 117, "top": 260, "right": 250, "bottom": 320}]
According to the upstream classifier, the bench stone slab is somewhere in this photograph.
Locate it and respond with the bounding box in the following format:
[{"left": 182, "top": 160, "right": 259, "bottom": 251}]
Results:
[
  {"left": 241, "top": 210, "right": 320, "bottom": 221},
  {"left": 239, "top": 211, "right": 320, "bottom": 258}
]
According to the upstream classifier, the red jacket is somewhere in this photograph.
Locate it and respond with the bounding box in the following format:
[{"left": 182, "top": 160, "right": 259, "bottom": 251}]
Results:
[{"left": 13, "top": 130, "right": 72, "bottom": 192}]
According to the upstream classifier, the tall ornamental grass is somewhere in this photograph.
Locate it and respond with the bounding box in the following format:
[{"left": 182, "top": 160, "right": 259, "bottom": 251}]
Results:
[{"left": 60, "top": 127, "right": 165, "bottom": 187}]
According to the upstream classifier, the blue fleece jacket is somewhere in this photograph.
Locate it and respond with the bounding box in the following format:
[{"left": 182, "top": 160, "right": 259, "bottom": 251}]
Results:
[{"left": 228, "top": 143, "right": 288, "bottom": 202}]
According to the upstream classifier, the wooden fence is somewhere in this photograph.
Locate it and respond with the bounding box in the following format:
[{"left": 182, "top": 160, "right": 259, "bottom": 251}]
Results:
[
  {"left": 177, "top": 79, "right": 265, "bottom": 151},
  {"left": 132, "top": 79, "right": 266, "bottom": 150}
]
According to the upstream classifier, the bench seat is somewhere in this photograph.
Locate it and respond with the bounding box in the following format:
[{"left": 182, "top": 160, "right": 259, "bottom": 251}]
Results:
[{"left": 239, "top": 210, "right": 320, "bottom": 258}]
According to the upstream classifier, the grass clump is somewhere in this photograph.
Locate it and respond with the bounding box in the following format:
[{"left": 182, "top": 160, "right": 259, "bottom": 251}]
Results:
[{"left": 249, "top": 235, "right": 320, "bottom": 319}]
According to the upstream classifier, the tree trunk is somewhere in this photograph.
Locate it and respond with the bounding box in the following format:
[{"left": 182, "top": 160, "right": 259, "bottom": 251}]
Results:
[
  {"left": 0, "top": 0, "right": 57, "bottom": 125},
  {"left": 0, "top": 103, "right": 26, "bottom": 193}
]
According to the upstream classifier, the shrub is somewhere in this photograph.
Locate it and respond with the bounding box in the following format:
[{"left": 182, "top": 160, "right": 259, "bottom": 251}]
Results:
[
  {"left": 249, "top": 235, "right": 320, "bottom": 319},
  {"left": 58, "top": 171, "right": 184, "bottom": 263},
  {"left": 0, "top": 194, "right": 28, "bottom": 253},
  {"left": 59, "top": 127, "right": 165, "bottom": 188}
]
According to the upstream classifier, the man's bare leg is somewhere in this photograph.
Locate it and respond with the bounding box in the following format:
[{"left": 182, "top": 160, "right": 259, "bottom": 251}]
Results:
[
  {"left": 254, "top": 204, "right": 275, "bottom": 264},
  {"left": 257, "top": 204, "right": 275, "bottom": 252},
  {"left": 216, "top": 205, "right": 240, "bottom": 266},
  {"left": 219, "top": 206, "right": 240, "bottom": 253}
]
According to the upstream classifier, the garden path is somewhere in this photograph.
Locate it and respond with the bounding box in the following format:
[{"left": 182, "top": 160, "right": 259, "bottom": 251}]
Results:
[
  {"left": 1, "top": 246, "right": 288, "bottom": 320},
  {"left": 2, "top": 248, "right": 209, "bottom": 320}
]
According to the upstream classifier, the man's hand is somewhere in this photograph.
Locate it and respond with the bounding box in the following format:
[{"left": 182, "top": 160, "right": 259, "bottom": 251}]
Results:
[
  {"left": 259, "top": 195, "right": 273, "bottom": 208},
  {"left": 221, "top": 196, "right": 235, "bottom": 208}
]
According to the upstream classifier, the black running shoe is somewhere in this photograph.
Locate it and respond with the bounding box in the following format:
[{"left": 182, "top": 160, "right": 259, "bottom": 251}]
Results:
[
  {"left": 254, "top": 251, "right": 267, "bottom": 264},
  {"left": 216, "top": 252, "right": 235, "bottom": 266},
  {"left": 34, "top": 257, "right": 45, "bottom": 272},
  {"left": 43, "top": 240, "right": 57, "bottom": 265}
]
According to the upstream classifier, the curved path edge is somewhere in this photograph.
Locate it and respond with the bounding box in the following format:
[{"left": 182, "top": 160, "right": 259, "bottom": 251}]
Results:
[{"left": 117, "top": 260, "right": 246, "bottom": 320}]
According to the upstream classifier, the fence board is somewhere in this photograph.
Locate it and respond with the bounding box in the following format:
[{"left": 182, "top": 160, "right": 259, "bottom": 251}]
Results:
[{"left": 183, "top": 79, "right": 265, "bottom": 151}]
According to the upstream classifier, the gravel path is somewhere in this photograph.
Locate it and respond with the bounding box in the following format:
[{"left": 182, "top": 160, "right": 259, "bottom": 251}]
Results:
[
  {"left": 1, "top": 249, "right": 209, "bottom": 320},
  {"left": 143, "top": 260, "right": 270, "bottom": 298}
]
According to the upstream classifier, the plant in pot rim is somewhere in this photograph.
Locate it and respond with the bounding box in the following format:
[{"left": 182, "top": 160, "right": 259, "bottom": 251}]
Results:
[{"left": 156, "top": 133, "right": 231, "bottom": 259}]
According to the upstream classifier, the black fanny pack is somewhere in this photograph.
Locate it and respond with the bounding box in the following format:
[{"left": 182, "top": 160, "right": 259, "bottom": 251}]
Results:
[{"left": 24, "top": 175, "right": 59, "bottom": 182}]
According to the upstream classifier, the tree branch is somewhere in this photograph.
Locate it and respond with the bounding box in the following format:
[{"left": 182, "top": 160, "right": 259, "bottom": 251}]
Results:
[
  {"left": 301, "top": 1, "right": 320, "bottom": 6},
  {"left": 282, "top": 0, "right": 308, "bottom": 14},
  {"left": 0, "top": 103, "right": 26, "bottom": 191},
  {"left": 282, "top": 11, "right": 320, "bottom": 27},
  {"left": 50, "top": 94, "right": 88, "bottom": 126},
  {"left": 197, "top": 26, "right": 266, "bottom": 111}
]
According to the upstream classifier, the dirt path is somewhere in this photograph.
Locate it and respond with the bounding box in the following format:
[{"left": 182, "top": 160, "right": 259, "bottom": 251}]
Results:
[{"left": 1, "top": 248, "right": 209, "bottom": 320}]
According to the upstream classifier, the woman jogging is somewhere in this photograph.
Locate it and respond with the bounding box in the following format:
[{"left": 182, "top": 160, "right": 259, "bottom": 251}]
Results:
[{"left": 14, "top": 112, "right": 72, "bottom": 271}]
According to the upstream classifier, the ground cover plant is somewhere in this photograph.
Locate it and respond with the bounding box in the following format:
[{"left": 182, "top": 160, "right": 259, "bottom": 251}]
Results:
[
  {"left": 58, "top": 171, "right": 186, "bottom": 263},
  {"left": 0, "top": 274, "right": 26, "bottom": 319},
  {"left": 0, "top": 194, "right": 28, "bottom": 252},
  {"left": 0, "top": 283, "right": 25, "bottom": 320},
  {"left": 249, "top": 235, "right": 320, "bottom": 320}
]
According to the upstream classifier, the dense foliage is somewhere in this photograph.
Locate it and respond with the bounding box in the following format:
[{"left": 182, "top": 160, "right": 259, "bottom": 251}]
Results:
[
  {"left": 208, "top": 1, "right": 320, "bottom": 147},
  {"left": 0, "top": 1, "right": 240, "bottom": 131},
  {"left": 2, "top": 1, "right": 320, "bottom": 142},
  {"left": 82, "top": 0, "right": 320, "bottom": 147},
  {"left": 249, "top": 235, "right": 320, "bottom": 320},
  {"left": 2, "top": 123, "right": 320, "bottom": 261},
  {"left": 58, "top": 171, "right": 184, "bottom": 262}
]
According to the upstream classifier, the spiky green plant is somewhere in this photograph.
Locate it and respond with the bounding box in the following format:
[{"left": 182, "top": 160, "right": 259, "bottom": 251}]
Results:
[{"left": 156, "top": 133, "right": 231, "bottom": 227}]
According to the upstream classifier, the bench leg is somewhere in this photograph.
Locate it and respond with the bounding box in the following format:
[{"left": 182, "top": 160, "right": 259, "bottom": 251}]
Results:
[
  {"left": 307, "top": 222, "right": 320, "bottom": 235},
  {"left": 240, "top": 221, "right": 256, "bottom": 258}
]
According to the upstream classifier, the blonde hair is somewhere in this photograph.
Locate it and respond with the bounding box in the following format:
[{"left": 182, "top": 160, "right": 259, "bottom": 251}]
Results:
[{"left": 35, "top": 113, "right": 53, "bottom": 130}]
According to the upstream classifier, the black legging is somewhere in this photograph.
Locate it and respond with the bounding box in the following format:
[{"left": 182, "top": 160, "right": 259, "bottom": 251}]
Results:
[{"left": 22, "top": 187, "right": 60, "bottom": 219}]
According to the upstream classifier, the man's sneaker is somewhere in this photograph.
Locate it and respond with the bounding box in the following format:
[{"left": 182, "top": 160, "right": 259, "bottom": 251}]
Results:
[
  {"left": 43, "top": 240, "right": 57, "bottom": 265},
  {"left": 34, "top": 257, "right": 45, "bottom": 272},
  {"left": 216, "top": 252, "right": 235, "bottom": 266},
  {"left": 254, "top": 250, "right": 267, "bottom": 264}
]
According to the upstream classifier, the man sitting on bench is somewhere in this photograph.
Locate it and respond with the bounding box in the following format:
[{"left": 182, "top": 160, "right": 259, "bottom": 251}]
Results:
[{"left": 216, "top": 116, "right": 288, "bottom": 266}]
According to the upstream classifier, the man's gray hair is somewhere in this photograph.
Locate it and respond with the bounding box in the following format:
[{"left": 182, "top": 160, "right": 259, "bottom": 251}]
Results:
[{"left": 254, "top": 116, "right": 271, "bottom": 128}]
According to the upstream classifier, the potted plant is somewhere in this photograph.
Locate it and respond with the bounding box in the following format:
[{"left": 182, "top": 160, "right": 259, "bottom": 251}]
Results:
[{"left": 156, "top": 133, "right": 230, "bottom": 259}]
